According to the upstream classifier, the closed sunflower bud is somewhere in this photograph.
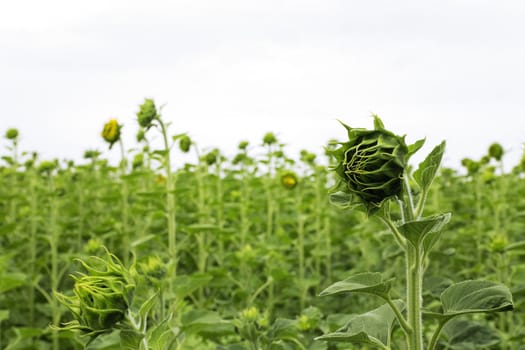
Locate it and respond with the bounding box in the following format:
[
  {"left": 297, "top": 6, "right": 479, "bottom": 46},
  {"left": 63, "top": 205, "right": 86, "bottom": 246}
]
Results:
[
  {"left": 101, "top": 119, "right": 121, "bottom": 149},
  {"left": 488, "top": 143, "right": 504, "bottom": 161},
  {"left": 54, "top": 250, "right": 135, "bottom": 339},
  {"left": 263, "top": 132, "right": 278, "bottom": 145},
  {"left": 238, "top": 140, "right": 249, "bottom": 150},
  {"left": 461, "top": 158, "right": 480, "bottom": 175},
  {"left": 203, "top": 149, "right": 219, "bottom": 165},
  {"left": 179, "top": 135, "right": 192, "bottom": 153},
  {"left": 5, "top": 128, "right": 19, "bottom": 140},
  {"left": 137, "top": 98, "right": 158, "bottom": 129},
  {"left": 330, "top": 116, "right": 408, "bottom": 215}
]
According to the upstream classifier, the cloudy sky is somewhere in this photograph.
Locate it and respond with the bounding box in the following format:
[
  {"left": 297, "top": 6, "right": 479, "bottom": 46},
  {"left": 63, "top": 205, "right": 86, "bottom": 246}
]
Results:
[{"left": 1, "top": 0, "right": 524, "bottom": 170}]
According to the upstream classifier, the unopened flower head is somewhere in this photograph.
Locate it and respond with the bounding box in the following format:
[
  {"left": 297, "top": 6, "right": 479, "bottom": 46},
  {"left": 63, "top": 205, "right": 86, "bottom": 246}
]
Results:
[
  {"left": 238, "top": 140, "right": 249, "bottom": 150},
  {"left": 54, "top": 250, "right": 135, "bottom": 339},
  {"left": 203, "top": 149, "right": 219, "bottom": 165},
  {"left": 137, "top": 98, "right": 158, "bottom": 129},
  {"left": 330, "top": 116, "right": 408, "bottom": 215},
  {"left": 488, "top": 143, "right": 504, "bottom": 161},
  {"left": 179, "top": 135, "right": 192, "bottom": 153},
  {"left": 138, "top": 255, "right": 166, "bottom": 280},
  {"left": 101, "top": 119, "right": 121, "bottom": 149},
  {"left": 5, "top": 128, "right": 19, "bottom": 140},
  {"left": 263, "top": 132, "right": 278, "bottom": 146}
]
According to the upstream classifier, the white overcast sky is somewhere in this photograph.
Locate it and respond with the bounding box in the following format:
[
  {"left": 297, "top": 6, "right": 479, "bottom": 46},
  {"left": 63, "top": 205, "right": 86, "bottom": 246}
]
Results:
[{"left": 1, "top": 0, "right": 525, "bottom": 170}]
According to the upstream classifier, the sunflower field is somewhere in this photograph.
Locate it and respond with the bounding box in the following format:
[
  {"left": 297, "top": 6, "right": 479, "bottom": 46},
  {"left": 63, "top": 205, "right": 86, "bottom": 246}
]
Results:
[{"left": 1, "top": 101, "right": 525, "bottom": 349}]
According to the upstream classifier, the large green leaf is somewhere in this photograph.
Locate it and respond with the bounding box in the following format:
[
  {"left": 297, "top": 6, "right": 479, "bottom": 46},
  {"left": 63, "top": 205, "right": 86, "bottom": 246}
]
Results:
[
  {"left": 397, "top": 213, "right": 451, "bottom": 247},
  {"left": 413, "top": 141, "right": 446, "bottom": 192},
  {"left": 315, "top": 300, "right": 404, "bottom": 348},
  {"left": 319, "top": 272, "right": 393, "bottom": 298},
  {"left": 427, "top": 280, "right": 513, "bottom": 319},
  {"left": 441, "top": 280, "right": 513, "bottom": 315}
]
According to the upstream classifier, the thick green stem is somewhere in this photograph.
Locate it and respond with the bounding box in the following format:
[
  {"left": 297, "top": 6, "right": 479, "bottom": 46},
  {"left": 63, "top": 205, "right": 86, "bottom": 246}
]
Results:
[
  {"left": 297, "top": 208, "right": 306, "bottom": 311},
  {"left": 406, "top": 244, "right": 424, "bottom": 350},
  {"left": 384, "top": 297, "right": 411, "bottom": 335},
  {"left": 119, "top": 139, "right": 130, "bottom": 265},
  {"left": 28, "top": 170, "right": 37, "bottom": 327},
  {"left": 158, "top": 119, "right": 177, "bottom": 280},
  {"left": 48, "top": 176, "right": 60, "bottom": 350}
]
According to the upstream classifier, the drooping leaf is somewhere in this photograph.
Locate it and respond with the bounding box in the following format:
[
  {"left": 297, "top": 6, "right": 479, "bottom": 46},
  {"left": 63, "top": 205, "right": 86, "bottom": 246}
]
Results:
[
  {"left": 441, "top": 319, "right": 501, "bottom": 349},
  {"left": 397, "top": 213, "right": 451, "bottom": 247},
  {"left": 316, "top": 300, "right": 404, "bottom": 348},
  {"left": 319, "top": 272, "right": 393, "bottom": 298},
  {"left": 413, "top": 141, "right": 446, "bottom": 192}
]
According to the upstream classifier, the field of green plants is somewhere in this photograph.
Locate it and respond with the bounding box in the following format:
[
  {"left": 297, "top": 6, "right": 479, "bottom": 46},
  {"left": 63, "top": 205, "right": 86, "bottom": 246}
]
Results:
[{"left": 1, "top": 101, "right": 525, "bottom": 349}]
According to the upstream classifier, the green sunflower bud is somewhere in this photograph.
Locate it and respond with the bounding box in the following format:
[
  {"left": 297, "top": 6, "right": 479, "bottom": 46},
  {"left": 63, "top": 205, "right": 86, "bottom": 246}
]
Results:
[
  {"left": 101, "top": 119, "right": 121, "bottom": 149},
  {"left": 300, "top": 150, "right": 316, "bottom": 164},
  {"left": 38, "top": 160, "right": 57, "bottom": 175},
  {"left": 461, "top": 158, "right": 480, "bottom": 175},
  {"left": 203, "top": 149, "right": 219, "bottom": 166},
  {"left": 5, "top": 128, "right": 19, "bottom": 140},
  {"left": 54, "top": 249, "right": 135, "bottom": 339},
  {"left": 138, "top": 255, "right": 167, "bottom": 281},
  {"left": 263, "top": 132, "right": 278, "bottom": 145},
  {"left": 238, "top": 140, "right": 249, "bottom": 150},
  {"left": 329, "top": 116, "right": 408, "bottom": 215},
  {"left": 179, "top": 135, "right": 192, "bottom": 153},
  {"left": 137, "top": 98, "right": 158, "bottom": 129},
  {"left": 488, "top": 143, "right": 504, "bottom": 161}
]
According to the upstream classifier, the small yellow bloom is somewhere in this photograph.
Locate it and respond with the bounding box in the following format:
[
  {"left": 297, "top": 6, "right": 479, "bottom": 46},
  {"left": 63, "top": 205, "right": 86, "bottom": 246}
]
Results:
[
  {"left": 281, "top": 172, "right": 298, "bottom": 189},
  {"left": 155, "top": 174, "right": 166, "bottom": 185},
  {"left": 101, "top": 119, "right": 121, "bottom": 149},
  {"left": 240, "top": 306, "right": 259, "bottom": 322}
]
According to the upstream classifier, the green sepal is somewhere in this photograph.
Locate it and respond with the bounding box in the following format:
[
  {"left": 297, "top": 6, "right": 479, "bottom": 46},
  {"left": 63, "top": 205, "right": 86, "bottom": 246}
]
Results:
[
  {"left": 413, "top": 141, "right": 446, "bottom": 192},
  {"left": 319, "top": 272, "right": 393, "bottom": 299},
  {"left": 407, "top": 138, "right": 426, "bottom": 160},
  {"left": 397, "top": 213, "right": 451, "bottom": 248},
  {"left": 120, "top": 325, "right": 144, "bottom": 350},
  {"left": 315, "top": 300, "right": 404, "bottom": 348}
]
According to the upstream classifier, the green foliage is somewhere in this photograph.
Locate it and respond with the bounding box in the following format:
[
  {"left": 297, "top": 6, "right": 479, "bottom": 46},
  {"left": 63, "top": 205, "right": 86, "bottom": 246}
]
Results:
[{"left": 0, "top": 114, "right": 523, "bottom": 349}]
